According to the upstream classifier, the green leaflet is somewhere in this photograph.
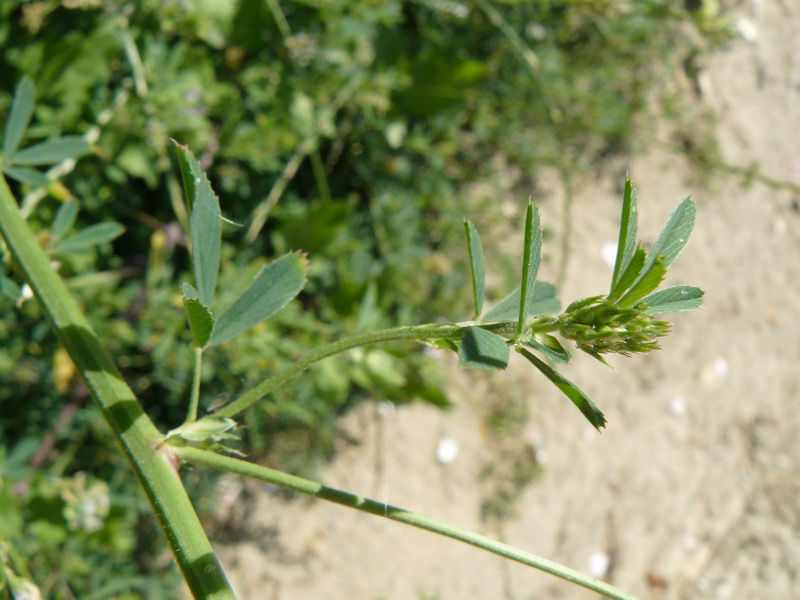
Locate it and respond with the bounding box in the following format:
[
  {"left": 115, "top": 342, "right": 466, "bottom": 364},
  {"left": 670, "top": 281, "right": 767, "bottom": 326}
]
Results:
[
  {"left": 209, "top": 252, "right": 309, "bottom": 345},
  {"left": 483, "top": 282, "right": 561, "bottom": 322},
  {"left": 458, "top": 327, "right": 510, "bottom": 370},
  {"left": 464, "top": 219, "right": 486, "bottom": 318},
  {"left": 527, "top": 333, "right": 569, "bottom": 364},
  {"left": 642, "top": 285, "right": 705, "bottom": 314},
  {"left": 2, "top": 76, "right": 35, "bottom": 157},
  {"left": 610, "top": 178, "right": 638, "bottom": 292},
  {"left": 618, "top": 257, "right": 667, "bottom": 308},
  {"left": 174, "top": 141, "right": 222, "bottom": 307},
  {"left": 183, "top": 283, "right": 216, "bottom": 348},
  {"left": 10, "top": 136, "right": 90, "bottom": 166},
  {"left": 2, "top": 165, "right": 50, "bottom": 187},
  {"left": 51, "top": 200, "right": 79, "bottom": 240},
  {"left": 517, "top": 347, "right": 606, "bottom": 430},
  {"left": 607, "top": 246, "right": 645, "bottom": 301},
  {"left": 517, "top": 201, "right": 543, "bottom": 336},
  {"left": 640, "top": 197, "right": 696, "bottom": 279},
  {"left": 52, "top": 222, "right": 125, "bottom": 255}
]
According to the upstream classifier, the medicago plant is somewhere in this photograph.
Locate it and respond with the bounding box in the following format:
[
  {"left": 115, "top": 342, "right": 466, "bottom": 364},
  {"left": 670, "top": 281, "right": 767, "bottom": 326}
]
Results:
[{"left": 0, "top": 81, "right": 703, "bottom": 600}]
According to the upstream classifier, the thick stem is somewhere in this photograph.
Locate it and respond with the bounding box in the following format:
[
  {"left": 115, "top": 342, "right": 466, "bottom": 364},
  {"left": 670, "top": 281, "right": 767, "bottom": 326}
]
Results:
[
  {"left": 0, "top": 176, "right": 235, "bottom": 599},
  {"left": 173, "top": 445, "right": 640, "bottom": 600}
]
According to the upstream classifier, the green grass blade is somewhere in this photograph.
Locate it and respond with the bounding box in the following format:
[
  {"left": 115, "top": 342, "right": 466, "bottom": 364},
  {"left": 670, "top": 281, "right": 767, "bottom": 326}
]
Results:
[
  {"left": 10, "top": 136, "right": 90, "bottom": 166},
  {"left": 458, "top": 326, "right": 509, "bottom": 370},
  {"left": 517, "top": 346, "right": 606, "bottom": 429},
  {"left": 642, "top": 285, "right": 705, "bottom": 314},
  {"left": 209, "top": 252, "right": 308, "bottom": 345},
  {"left": 3, "top": 76, "right": 35, "bottom": 157},
  {"left": 517, "top": 201, "right": 542, "bottom": 336},
  {"left": 173, "top": 141, "right": 221, "bottom": 306},
  {"left": 610, "top": 178, "right": 638, "bottom": 292},
  {"left": 464, "top": 220, "right": 486, "bottom": 318}
]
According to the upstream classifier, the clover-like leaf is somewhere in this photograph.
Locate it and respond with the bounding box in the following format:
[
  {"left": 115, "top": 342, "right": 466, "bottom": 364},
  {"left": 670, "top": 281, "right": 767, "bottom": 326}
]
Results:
[
  {"left": 517, "top": 201, "right": 542, "bottom": 336},
  {"left": 610, "top": 178, "right": 639, "bottom": 292},
  {"left": 173, "top": 141, "right": 222, "bottom": 307},
  {"left": 464, "top": 219, "right": 486, "bottom": 318},
  {"left": 183, "top": 283, "right": 215, "bottom": 348},
  {"left": 647, "top": 197, "right": 696, "bottom": 270},
  {"left": 517, "top": 346, "right": 606, "bottom": 430},
  {"left": 458, "top": 326, "right": 510, "bottom": 370},
  {"left": 642, "top": 285, "right": 705, "bottom": 314},
  {"left": 51, "top": 200, "right": 79, "bottom": 240},
  {"left": 209, "top": 252, "right": 308, "bottom": 345}
]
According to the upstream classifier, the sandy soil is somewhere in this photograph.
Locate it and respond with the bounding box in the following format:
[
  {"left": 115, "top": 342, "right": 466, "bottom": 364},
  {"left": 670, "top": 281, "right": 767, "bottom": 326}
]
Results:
[{"left": 214, "top": 3, "right": 800, "bottom": 599}]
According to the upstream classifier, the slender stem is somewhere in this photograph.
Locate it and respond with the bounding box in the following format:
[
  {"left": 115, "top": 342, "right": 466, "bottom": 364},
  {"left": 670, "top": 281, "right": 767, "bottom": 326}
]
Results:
[
  {"left": 186, "top": 347, "right": 203, "bottom": 423},
  {"left": 0, "top": 176, "right": 236, "bottom": 599},
  {"left": 172, "top": 446, "right": 640, "bottom": 600},
  {"left": 216, "top": 320, "right": 534, "bottom": 419}
]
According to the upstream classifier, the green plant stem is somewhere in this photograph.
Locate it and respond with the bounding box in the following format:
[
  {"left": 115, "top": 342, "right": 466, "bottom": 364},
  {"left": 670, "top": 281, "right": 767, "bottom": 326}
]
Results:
[
  {"left": 187, "top": 347, "right": 203, "bottom": 423},
  {"left": 172, "top": 445, "right": 639, "bottom": 600},
  {"left": 216, "top": 319, "right": 558, "bottom": 419},
  {"left": 0, "top": 176, "right": 236, "bottom": 600}
]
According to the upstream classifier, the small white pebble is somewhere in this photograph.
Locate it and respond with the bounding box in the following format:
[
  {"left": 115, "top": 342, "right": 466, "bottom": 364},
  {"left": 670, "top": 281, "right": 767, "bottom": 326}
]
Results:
[
  {"left": 736, "top": 17, "right": 758, "bottom": 42},
  {"left": 669, "top": 395, "right": 687, "bottom": 417},
  {"left": 436, "top": 437, "right": 459, "bottom": 464},
  {"left": 601, "top": 242, "right": 618, "bottom": 269},
  {"left": 582, "top": 427, "right": 598, "bottom": 442},
  {"left": 588, "top": 551, "right": 611, "bottom": 578},
  {"left": 376, "top": 400, "right": 396, "bottom": 419},
  {"left": 534, "top": 446, "right": 549, "bottom": 464},
  {"left": 683, "top": 534, "right": 699, "bottom": 553},
  {"left": 713, "top": 358, "right": 729, "bottom": 379}
]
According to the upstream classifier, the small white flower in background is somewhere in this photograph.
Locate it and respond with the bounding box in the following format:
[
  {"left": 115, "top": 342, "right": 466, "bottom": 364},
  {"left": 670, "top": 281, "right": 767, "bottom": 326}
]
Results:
[
  {"left": 683, "top": 534, "right": 699, "bottom": 553},
  {"left": 736, "top": 17, "right": 758, "bottom": 42},
  {"left": 435, "top": 437, "right": 459, "bottom": 464},
  {"left": 713, "top": 357, "right": 729, "bottom": 379},
  {"left": 588, "top": 551, "right": 611, "bottom": 578},
  {"left": 60, "top": 472, "right": 110, "bottom": 534},
  {"left": 601, "top": 242, "right": 618, "bottom": 269}
]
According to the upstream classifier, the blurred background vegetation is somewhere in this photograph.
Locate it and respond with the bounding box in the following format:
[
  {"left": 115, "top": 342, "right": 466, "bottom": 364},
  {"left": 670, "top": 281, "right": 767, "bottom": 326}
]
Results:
[{"left": 0, "top": 1, "right": 730, "bottom": 597}]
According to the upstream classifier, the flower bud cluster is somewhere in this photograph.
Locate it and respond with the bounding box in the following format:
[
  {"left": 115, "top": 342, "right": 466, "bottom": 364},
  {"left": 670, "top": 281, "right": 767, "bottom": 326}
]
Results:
[{"left": 558, "top": 296, "right": 671, "bottom": 356}]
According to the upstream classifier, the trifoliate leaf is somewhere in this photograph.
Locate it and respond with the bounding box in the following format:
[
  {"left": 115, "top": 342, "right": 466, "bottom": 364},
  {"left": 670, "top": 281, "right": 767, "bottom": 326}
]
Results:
[{"left": 458, "top": 326, "right": 510, "bottom": 370}]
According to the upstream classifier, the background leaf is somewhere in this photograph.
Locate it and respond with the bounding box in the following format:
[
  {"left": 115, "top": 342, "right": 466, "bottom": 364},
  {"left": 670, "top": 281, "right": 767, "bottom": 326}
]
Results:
[
  {"left": 642, "top": 285, "right": 705, "bottom": 314},
  {"left": 464, "top": 220, "right": 486, "bottom": 318},
  {"left": 174, "top": 142, "right": 221, "bottom": 306},
  {"left": 2, "top": 76, "right": 35, "bottom": 157},
  {"left": 51, "top": 200, "right": 79, "bottom": 240},
  {"left": 517, "top": 347, "right": 606, "bottom": 430},
  {"left": 9, "top": 136, "right": 90, "bottom": 166},
  {"left": 52, "top": 222, "right": 124, "bottom": 254},
  {"left": 610, "top": 178, "right": 639, "bottom": 291},
  {"left": 517, "top": 202, "right": 543, "bottom": 335},
  {"left": 209, "top": 252, "right": 308, "bottom": 345},
  {"left": 458, "top": 327, "right": 510, "bottom": 370},
  {"left": 483, "top": 282, "right": 561, "bottom": 322},
  {"left": 2, "top": 165, "right": 49, "bottom": 187}
]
